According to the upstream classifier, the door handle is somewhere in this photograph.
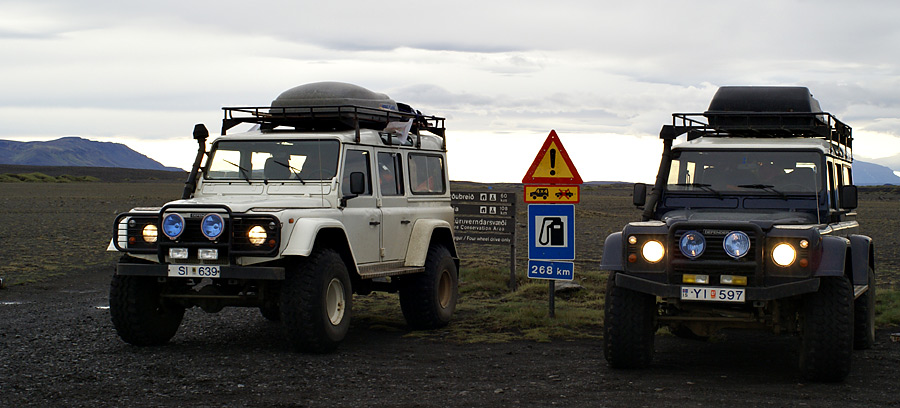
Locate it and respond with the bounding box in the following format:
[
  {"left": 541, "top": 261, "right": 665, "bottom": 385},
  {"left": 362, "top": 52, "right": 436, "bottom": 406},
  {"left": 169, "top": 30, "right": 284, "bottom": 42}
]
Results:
[
  {"left": 400, "top": 220, "right": 411, "bottom": 225},
  {"left": 370, "top": 221, "right": 381, "bottom": 226}
]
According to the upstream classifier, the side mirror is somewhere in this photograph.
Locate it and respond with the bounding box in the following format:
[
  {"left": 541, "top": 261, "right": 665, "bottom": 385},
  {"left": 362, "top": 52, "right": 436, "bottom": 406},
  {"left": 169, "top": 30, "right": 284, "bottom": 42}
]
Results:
[
  {"left": 633, "top": 183, "right": 647, "bottom": 207},
  {"left": 350, "top": 172, "right": 366, "bottom": 195},
  {"left": 839, "top": 185, "right": 858, "bottom": 209}
]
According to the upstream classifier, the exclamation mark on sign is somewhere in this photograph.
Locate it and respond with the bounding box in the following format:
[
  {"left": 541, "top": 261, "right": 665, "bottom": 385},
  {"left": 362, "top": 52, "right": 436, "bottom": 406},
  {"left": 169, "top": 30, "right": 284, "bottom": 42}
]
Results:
[{"left": 549, "top": 149, "right": 557, "bottom": 176}]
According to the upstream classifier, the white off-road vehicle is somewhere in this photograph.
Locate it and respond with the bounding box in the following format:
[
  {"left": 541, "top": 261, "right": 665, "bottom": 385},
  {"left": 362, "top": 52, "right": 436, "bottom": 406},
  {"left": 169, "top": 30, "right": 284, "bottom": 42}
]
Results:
[
  {"left": 109, "top": 82, "right": 459, "bottom": 352},
  {"left": 602, "top": 87, "right": 874, "bottom": 382}
]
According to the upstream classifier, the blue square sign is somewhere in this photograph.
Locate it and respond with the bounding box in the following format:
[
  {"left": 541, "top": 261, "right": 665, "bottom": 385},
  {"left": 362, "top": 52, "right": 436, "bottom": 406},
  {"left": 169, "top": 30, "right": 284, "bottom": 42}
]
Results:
[{"left": 528, "top": 204, "right": 575, "bottom": 260}]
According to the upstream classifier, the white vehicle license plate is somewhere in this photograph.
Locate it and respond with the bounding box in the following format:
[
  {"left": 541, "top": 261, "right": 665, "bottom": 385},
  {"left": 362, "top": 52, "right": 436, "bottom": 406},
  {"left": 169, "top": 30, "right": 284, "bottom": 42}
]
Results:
[
  {"left": 681, "top": 286, "right": 745, "bottom": 303},
  {"left": 168, "top": 264, "right": 220, "bottom": 278}
]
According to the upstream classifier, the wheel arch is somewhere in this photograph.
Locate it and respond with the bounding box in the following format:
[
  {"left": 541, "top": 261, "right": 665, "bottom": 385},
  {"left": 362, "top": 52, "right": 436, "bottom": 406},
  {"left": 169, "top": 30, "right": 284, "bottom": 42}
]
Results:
[
  {"left": 849, "top": 234, "right": 874, "bottom": 285},
  {"left": 600, "top": 232, "right": 625, "bottom": 271},
  {"left": 405, "top": 219, "right": 457, "bottom": 268},
  {"left": 283, "top": 220, "right": 358, "bottom": 277},
  {"left": 814, "top": 236, "right": 850, "bottom": 278}
]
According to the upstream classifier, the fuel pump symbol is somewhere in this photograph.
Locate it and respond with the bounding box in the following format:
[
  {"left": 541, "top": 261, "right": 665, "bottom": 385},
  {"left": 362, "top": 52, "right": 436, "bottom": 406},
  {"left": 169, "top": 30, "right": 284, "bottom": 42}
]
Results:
[{"left": 538, "top": 216, "right": 565, "bottom": 246}]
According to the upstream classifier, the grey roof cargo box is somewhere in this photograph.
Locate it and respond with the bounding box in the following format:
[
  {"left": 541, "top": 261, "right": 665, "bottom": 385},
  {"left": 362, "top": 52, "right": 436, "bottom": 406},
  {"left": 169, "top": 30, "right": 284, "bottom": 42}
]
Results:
[
  {"left": 220, "top": 82, "right": 446, "bottom": 143},
  {"left": 271, "top": 82, "right": 399, "bottom": 111}
]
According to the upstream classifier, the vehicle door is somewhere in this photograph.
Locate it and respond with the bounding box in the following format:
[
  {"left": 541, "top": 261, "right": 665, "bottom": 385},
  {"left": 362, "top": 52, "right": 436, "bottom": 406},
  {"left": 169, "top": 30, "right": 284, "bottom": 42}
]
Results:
[
  {"left": 340, "top": 148, "right": 381, "bottom": 264},
  {"left": 376, "top": 150, "right": 411, "bottom": 261}
]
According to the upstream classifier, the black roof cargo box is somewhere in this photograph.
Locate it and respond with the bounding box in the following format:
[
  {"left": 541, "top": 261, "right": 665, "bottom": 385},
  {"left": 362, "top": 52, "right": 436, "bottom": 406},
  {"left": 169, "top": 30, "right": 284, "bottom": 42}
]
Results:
[
  {"left": 702, "top": 86, "right": 830, "bottom": 134},
  {"left": 706, "top": 86, "right": 822, "bottom": 113}
]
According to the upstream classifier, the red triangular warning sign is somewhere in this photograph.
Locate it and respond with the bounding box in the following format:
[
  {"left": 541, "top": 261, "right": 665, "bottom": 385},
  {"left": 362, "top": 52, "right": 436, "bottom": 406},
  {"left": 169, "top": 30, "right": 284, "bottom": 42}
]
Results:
[{"left": 522, "top": 130, "right": 583, "bottom": 184}]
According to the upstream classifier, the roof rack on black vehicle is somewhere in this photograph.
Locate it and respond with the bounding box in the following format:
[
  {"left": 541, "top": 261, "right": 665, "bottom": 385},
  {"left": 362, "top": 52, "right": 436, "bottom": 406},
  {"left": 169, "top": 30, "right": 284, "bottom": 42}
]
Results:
[{"left": 658, "top": 86, "right": 852, "bottom": 158}]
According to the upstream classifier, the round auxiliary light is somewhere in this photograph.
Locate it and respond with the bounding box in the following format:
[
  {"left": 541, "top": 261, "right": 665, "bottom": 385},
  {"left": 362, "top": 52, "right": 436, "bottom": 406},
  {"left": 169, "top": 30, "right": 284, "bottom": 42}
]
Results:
[
  {"left": 679, "top": 231, "right": 706, "bottom": 259},
  {"left": 772, "top": 243, "right": 796, "bottom": 267},
  {"left": 201, "top": 213, "right": 225, "bottom": 240},
  {"left": 723, "top": 231, "right": 751, "bottom": 259},
  {"left": 142, "top": 224, "right": 158, "bottom": 243},
  {"left": 248, "top": 225, "right": 267, "bottom": 246},
  {"left": 641, "top": 240, "right": 665, "bottom": 263},
  {"left": 162, "top": 214, "right": 185, "bottom": 240}
]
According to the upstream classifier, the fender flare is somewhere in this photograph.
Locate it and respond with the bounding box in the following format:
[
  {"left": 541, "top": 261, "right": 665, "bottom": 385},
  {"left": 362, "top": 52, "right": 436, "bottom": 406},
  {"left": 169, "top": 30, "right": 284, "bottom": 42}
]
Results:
[
  {"left": 849, "top": 235, "right": 874, "bottom": 285},
  {"left": 282, "top": 218, "right": 349, "bottom": 257},
  {"left": 814, "top": 236, "right": 849, "bottom": 277},
  {"left": 405, "top": 219, "right": 454, "bottom": 267},
  {"left": 600, "top": 232, "right": 625, "bottom": 271}
]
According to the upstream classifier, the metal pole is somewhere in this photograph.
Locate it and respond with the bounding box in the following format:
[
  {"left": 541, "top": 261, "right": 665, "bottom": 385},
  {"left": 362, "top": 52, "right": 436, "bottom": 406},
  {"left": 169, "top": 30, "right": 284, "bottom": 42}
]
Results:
[
  {"left": 549, "top": 280, "right": 556, "bottom": 318},
  {"left": 509, "top": 241, "right": 517, "bottom": 291}
]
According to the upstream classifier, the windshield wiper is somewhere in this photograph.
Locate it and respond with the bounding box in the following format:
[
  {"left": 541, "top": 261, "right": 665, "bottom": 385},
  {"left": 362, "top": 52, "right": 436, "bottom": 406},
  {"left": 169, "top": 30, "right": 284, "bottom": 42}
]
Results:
[
  {"left": 272, "top": 160, "right": 306, "bottom": 184},
  {"left": 223, "top": 159, "right": 252, "bottom": 185},
  {"left": 737, "top": 184, "right": 787, "bottom": 199},
  {"left": 672, "top": 183, "right": 723, "bottom": 199}
]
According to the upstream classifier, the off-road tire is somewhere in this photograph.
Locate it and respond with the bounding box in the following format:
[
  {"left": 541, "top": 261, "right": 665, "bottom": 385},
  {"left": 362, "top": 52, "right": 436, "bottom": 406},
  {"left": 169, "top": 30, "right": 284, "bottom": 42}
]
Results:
[
  {"left": 853, "top": 267, "right": 876, "bottom": 350},
  {"left": 260, "top": 304, "right": 281, "bottom": 322},
  {"left": 603, "top": 272, "right": 657, "bottom": 368},
  {"left": 109, "top": 274, "right": 185, "bottom": 346},
  {"left": 399, "top": 244, "right": 458, "bottom": 329},
  {"left": 280, "top": 248, "right": 352, "bottom": 353},
  {"left": 800, "top": 276, "right": 854, "bottom": 382}
]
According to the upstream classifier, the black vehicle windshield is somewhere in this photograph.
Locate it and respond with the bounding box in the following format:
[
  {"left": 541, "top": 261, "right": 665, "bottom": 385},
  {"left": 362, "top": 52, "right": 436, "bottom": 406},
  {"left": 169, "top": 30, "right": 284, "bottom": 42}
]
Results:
[
  {"left": 666, "top": 150, "right": 822, "bottom": 194},
  {"left": 205, "top": 140, "right": 340, "bottom": 181}
]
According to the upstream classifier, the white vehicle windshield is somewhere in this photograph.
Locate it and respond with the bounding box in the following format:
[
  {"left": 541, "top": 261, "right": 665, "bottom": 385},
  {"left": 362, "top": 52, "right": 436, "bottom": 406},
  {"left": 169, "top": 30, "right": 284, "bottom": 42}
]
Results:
[
  {"left": 667, "top": 150, "right": 822, "bottom": 193},
  {"left": 205, "top": 140, "right": 340, "bottom": 181}
]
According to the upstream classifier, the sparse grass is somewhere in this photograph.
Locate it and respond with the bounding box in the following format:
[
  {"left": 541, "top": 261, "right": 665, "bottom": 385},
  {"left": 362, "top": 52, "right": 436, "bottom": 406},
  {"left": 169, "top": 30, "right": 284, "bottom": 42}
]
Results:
[
  {"left": 352, "top": 266, "right": 607, "bottom": 344},
  {"left": 876, "top": 288, "right": 900, "bottom": 327},
  {"left": 0, "top": 172, "right": 99, "bottom": 183}
]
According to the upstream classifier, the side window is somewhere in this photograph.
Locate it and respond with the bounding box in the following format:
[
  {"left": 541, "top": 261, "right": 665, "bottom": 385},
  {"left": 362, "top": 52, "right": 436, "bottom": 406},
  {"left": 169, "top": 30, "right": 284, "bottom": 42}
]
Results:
[
  {"left": 377, "top": 152, "right": 403, "bottom": 196},
  {"left": 827, "top": 161, "right": 838, "bottom": 210},
  {"left": 409, "top": 154, "right": 446, "bottom": 194},
  {"left": 342, "top": 149, "right": 371, "bottom": 196}
]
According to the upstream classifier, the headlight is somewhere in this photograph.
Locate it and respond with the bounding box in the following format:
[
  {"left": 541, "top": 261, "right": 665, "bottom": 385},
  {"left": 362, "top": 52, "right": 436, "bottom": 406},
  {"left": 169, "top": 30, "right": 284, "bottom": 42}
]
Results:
[
  {"left": 772, "top": 243, "right": 796, "bottom": 267},
  {"left": 679, "top": 231, "right": 705, "bottom": 259},
  {"left": 162, "top": 214, "right": 185, "bottom": 240},
  {"left": 641, "top": 240, "right": 665, "bottom": 263},
  {"left": 248, "top": 225, "right": 267, "bottom": 246},
  {"left": 723, "top": 231, "right": 751, "bottom": 259},
  {"left": 142, "top": 224, "right": 158, "bottom": 243},
  {"left": 201, "top": 213, "right": 225, "bottom": 240}
]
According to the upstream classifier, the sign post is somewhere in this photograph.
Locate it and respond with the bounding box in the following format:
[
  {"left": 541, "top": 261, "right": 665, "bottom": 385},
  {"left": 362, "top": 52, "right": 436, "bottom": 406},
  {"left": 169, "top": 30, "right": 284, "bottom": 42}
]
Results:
[
  {"left": 523, "top": 130, "right": 582, "bottom": 317},
  {"left": 451, "top": 191, "right": 518, "bottom": 291}
]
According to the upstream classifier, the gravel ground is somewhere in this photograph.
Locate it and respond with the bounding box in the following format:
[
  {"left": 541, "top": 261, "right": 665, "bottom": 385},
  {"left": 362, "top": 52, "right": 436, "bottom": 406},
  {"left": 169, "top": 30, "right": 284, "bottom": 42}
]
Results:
[{"left": 2, "top": 266, "right": 899, "bottom": 408}]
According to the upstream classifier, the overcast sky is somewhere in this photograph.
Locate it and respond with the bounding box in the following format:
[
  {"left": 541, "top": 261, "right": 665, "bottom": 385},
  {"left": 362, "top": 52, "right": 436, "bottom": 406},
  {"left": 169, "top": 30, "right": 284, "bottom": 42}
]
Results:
[{"left": 3, "top": 0, "right": 900, "bottom": 183}]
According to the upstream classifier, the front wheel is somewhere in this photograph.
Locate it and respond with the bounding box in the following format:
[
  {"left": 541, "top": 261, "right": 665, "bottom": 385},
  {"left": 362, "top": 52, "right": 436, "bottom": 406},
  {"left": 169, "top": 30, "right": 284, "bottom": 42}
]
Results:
[
  {"left": 853, "top": 267, "right": 876, "bottom": 350},
  {"left": 799, "top": 276, "right": 854, "bottom": 382},
  {"left": 603, "top": 272, "right": 657, "bottom": 369},
  {"left": 399, "top": 244, "right": 458, "bottom": 329},
  {"left": 280, "top": 248, "right": 352, "bottom": 353},
  {"left": 109, "top": 274, "right": 185, "bottom": 346}
]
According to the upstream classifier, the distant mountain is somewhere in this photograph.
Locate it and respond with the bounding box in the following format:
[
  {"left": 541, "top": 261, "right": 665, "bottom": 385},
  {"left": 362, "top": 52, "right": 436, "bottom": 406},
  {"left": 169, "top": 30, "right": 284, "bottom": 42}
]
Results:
[
  {"left": 0, "top": 137, "right": 181, "bottom": 171},
  {"left": 869, "top": 155, "right": 900, "bottom": 175},
  {"left": 853, "top": 160, "right": 900, "bottom": 185}
]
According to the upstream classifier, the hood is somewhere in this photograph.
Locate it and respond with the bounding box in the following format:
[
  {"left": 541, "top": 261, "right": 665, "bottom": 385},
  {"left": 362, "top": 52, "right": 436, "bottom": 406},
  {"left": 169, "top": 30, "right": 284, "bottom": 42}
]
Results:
[
  {"left": 162, "top": 195, "right": 334, "bottom": 213},
  {"left": 662, "top": 209, "right": 817, "bottom": 227}
]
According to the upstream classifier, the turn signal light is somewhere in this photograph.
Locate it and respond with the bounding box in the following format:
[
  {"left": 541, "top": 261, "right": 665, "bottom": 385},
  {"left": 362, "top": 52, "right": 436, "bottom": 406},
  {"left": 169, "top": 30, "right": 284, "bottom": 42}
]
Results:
[{"left": 683, "top": 274, "right": 709, "bottom": 284}]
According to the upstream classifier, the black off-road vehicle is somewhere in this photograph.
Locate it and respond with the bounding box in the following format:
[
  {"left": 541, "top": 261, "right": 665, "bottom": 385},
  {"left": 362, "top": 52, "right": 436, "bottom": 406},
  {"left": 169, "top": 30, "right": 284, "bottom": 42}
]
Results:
[{"left": 601, "top": 86, "right": 875, "bottom": 382}]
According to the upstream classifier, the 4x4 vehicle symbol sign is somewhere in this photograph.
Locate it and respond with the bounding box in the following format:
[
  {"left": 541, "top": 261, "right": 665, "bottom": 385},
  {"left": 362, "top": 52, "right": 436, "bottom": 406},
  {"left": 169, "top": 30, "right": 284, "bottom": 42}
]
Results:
[{"left": 528, "top": 204, "right": 575, "bottom": 260}]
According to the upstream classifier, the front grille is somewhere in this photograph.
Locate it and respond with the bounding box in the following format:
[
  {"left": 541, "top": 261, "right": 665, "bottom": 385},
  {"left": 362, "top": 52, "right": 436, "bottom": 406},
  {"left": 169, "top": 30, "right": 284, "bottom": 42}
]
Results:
[
  {"left": 669, "top": 227, "right": 760, "bottom": 280},
  {"left": 116, "top": 205, "right": 280, "bottom": 260},
  {"left": 670, "top": 229, "right": 758, "bottom": 263}
]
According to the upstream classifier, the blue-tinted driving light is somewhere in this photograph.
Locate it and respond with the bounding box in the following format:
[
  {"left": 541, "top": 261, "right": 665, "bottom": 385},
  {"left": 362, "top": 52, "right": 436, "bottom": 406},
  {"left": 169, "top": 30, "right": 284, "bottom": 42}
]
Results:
[
  {"left": 201, "top": 213, "right": 225, "bottom": 240},
  {"left": 723, "top": 231, "right": 751, "bottom": 259},
  {"left": 679, "top": 231, "right": 706, "bottom": 259},
  {"left": 162, "top": 214, "right": 185, "bottom": 240}
]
